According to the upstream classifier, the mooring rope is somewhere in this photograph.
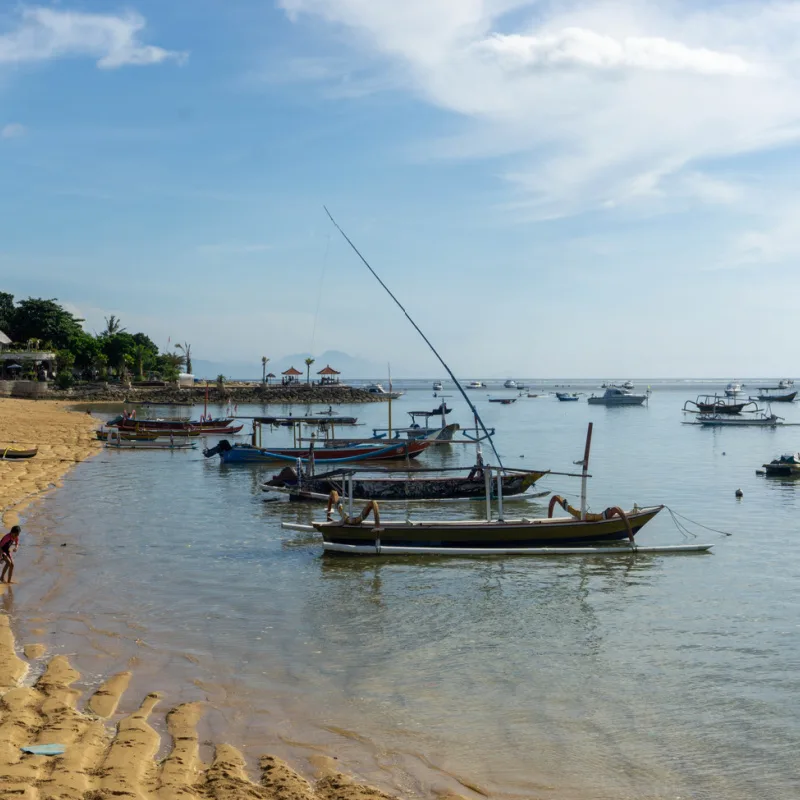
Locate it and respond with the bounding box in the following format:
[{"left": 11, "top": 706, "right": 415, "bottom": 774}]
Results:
[{"left": 665, "top": 505, "right": 734, "bottom": 537}]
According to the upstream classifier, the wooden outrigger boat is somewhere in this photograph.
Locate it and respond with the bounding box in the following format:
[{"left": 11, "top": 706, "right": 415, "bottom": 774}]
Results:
[
  {"left": 96, "top": 428, "right": 161, "bottom": 441},
  {"left": 108, "top": 415, "right": 234, "bottom": 431},
  {"left": 204, "top": 437, "right": 430, "bottom": 464},
  {"left": 687, "top": 411, "right": 785, "bottom": 427},
  {"left": 751, "top": 389, "right": 797, "bottom": 403},
  {"left": 253, "top": 415, "right": 358, "bottom": 426},
  {"left": 0, "top": 445, "right": 38, "bottom": 459},
  {"left": 489, "top": 397, "right": 516, "bottom": 405},
  {"left": 105, "top": 439, "right": 197, "bottom": 450},
  {"left": 683, "top": 394, "right": 755, "bottom": 414},
  {"left": 282, "top": 423, "right": 709, "bottom": 556},
  {"left": 264, "top": 463, "right": 548, "bottom": 502}
]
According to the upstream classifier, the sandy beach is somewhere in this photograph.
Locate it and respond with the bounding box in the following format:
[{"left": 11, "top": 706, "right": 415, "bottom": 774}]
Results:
[
  {"left": 0, "top": 399, "right": 403, "bottom": 800},
  {"left": 0, "top": 398, "right": 100, "bottom": 528}
]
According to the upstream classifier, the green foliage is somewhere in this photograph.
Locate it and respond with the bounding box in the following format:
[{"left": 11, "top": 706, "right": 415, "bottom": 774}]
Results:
[
  {"left": 0, "top": 292, "right": 14, "bottom": 333},
  {"left": 9, "top": 297, "right": 84, "bottom": 349},
  {"left": 54, "top": 372, "right": 75, "bottom": 390},
  {"left": 1, "top": 292, "right": 191, "bottom": 383}
]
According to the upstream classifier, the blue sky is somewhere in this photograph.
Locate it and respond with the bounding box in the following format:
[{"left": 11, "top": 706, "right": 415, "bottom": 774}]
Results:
[{"left": 2, "top": 1, "right": 800, "bottom": 377}]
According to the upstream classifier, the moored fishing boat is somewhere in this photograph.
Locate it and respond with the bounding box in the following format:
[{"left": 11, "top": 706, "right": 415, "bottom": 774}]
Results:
[
  {"left": 96, "top": 428, "right": 161, "bottom": 441},
  {"left": 725, "top": 381, "right": 743, "bottom": 396},
  {"left": 762, "top": 453, "right": 800, "bottom": 476},
  {"left": 489, "top": 397, "right": 516, "bottom": 404},
  {"left": 105, "top": 439, "right": 197, "bottom": 450},
  {"left": 683, "top": 394, "right": 755, "bottom": 414},
  {"left": 752, "top": 389, "right": 797, "bottom": 403},
  {"left": 365, "top": 382, "right": 403, "bottom": 399},
  {"left": 203, "top": 437, "right": 430, "bottom": 464},
  {"left": 0, "top": 445, "right": 38, "bottom": 459},
  {"left": 689, "top": 411, "right": 784, "bottom": 426},
  {"left": 264, "top": 463, "right": 548, "bottom": 502},
  {"left": 556, "top": 392, "right": 580, "bottom": 401},
  {"left": 108, "top": 415, "right": 234, "bottom": 431}
]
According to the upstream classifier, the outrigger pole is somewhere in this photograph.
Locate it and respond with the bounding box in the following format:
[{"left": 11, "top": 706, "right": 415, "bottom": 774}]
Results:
[{"left": 324, "top": 206, "right": 504, "bottom": 469}]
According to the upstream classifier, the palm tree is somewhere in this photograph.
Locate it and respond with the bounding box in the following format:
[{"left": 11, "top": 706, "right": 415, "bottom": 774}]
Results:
[
  {"left": 176, "top": 342, "right": 192, "bottom": 374},
  {"left": 216, "top": 374, "right": 226, "bottom": 396},
  {"left": 132, "top": 344, "right": 149, "bottom": 380},
  {"left": 261, "top": 356, "right": 269, "bottom": 383},
  {"left": 103, "top": 315, "right": 125, "bottom": 336},
  {"left": 304, "top": 357, "right": 315, "bottom": 385}
]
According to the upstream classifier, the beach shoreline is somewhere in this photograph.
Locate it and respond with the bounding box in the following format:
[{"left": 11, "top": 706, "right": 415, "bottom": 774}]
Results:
[
  {"left": 0, "top": 398, "right": 101, "bottom": 528},
  {"left": 0, "top": 398, "right": 407, "bottom": 800}
]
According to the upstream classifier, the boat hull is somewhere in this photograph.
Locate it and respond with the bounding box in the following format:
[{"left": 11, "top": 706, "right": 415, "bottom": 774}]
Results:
[
  {"left": 267, "top": 470, "right": 547, "bottom": 501},
  {"left": 755, "top": 391, "right": 797, "bottom": 402},
  {"left": 213, "top": 440, "right": 430, "bottom": 464},
  {"left": 587, "top": 396, "right": 646, "bottom": 405},
  {"left": 314, "top": 506, "right": 663, "bottom": 548},
  {"left": 0, "top": 446, "right": 38, "bottom": 459},
  {"left": 323, "top": 542, "right": 711, "bottom": 556}
]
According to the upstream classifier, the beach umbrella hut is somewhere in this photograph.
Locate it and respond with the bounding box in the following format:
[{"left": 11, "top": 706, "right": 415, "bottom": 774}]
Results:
[
  {"left": 317, "top": 364, "right": 341, "bottom": 385},
  {"left": 281, "top": 366, "right": 302, "bottom": 385},
  {"left": 266, "top": 372, "right": 276, "bottom": 385}
]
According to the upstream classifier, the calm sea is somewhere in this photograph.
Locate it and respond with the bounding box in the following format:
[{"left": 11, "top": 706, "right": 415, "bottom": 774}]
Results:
[{"left": 9, "top": 380, "right": 800, "bottom": 799}]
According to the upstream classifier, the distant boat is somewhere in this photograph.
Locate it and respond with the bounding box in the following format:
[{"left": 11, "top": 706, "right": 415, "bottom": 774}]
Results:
[
  {"left": 752, "top": 389, "right": 797, "bottom": 403},
  {"left": 365, "top": 382, "right": 404, "bottom": 399},
  {"left": 683, "top": 395, "right": 755, "bottom": 415},
  {"left": 503, "top": 379, "right": 518, "bottom": 389},
  {"left": 556, "top": 392, "right": 580, "bottom": 402},
  {"left": 432, "top": 381, "right": 443, "bottom": 391},
  {"left": 725, "top": 381, "right": 743, "bottom": 396},
  {"left": 587, "top": 387, "right": 648, "bottom": 406},
  {"left": 489, "top": 397, "right": 517, "bottom": 405},
  {"left": 763, "top": 453, "right": 800, "bottom": 476},
  {"left": 690, "top": 411, "right": 783, "bottom": 427},
  {"left": 466, "top": 381, "right": 485, "bottom": 389}
]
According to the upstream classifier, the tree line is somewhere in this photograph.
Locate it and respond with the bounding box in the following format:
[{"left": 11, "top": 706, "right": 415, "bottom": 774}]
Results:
[{"left": 0, "top": 293, "right": 189, "bottom": 388}]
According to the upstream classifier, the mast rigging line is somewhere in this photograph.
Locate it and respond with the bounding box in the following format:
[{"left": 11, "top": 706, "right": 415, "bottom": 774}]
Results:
[{"left": 323, "top": 206, "right": 504, "bottom": 469}]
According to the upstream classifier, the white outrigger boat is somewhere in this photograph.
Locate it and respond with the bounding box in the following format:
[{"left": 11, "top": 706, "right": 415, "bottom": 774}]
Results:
[{"left": 282, "top": 424, "right": 712, "bottom": 557}]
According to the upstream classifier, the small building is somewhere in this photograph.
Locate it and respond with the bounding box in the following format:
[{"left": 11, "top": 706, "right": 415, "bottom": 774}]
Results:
[
  {"left": 281, "top": 366, "right": 302, "bottom": 385},
  {"left": 265, "top": 372, "right": 276, "bottom": 385},
  {"left": 0, "top": 331, "right": 56, "bottom": 380},
  {"left": 317, "top": 364, "right": 341, "bottom": 385}
]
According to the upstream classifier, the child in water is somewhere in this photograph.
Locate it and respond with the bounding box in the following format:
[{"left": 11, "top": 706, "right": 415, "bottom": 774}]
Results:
[{"left": 0, "top": 525, "right": 20, "bottom": 583}]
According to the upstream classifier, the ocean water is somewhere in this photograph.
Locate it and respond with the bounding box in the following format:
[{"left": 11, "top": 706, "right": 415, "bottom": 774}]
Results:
[{"left": 9, "top": 380, "right": 800, "bottom": 799}]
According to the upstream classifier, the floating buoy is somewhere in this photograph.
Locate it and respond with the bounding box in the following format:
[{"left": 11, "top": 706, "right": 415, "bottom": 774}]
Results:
[
  {"left": 722, "top": 451, "right": 726, "bottom": 456},
  {"left": 735, "top": 488, "right": 743, "bottom": 498}
]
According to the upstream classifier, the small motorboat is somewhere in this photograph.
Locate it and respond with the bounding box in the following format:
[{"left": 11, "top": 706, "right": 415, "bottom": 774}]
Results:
[
  {"left": 0, "top": 446, "right": 38, "bottom": 459},
  {"left": 503, "top": 379, "right": 517, "bottom": 389},
  {"left": 725, "top": 381, "right": 743, "bottom": 396},
  {"left": 556, "top": 392, "right": 580, "bottom": 402},
  {"left": 466, "top": 381, "right": 485, "bottom": 389},
  {"left": 432, "top": 381, "right": 443, "bottom": 392},
  {"left": 365, "top": 383, "right": 404, "bottom": 399},
  {"left": 762, "top": 453, "right": 800, "bottom": 476},
  {"left": 587, "top": 387, "right": 648, "bottom": 406}
]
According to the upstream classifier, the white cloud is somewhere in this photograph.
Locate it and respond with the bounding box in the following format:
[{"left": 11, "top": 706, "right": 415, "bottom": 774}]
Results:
[
  {"left": 1, "top": 122, "right": 25, "bottom": 139},
  {"left": 278, "top": 1, "right": 800, "bottom": 217},
  {"left": 0, "top": 7, "right": 186, "bottom": 69},
  {"left": 475, "top": 29, "right": 752, "bottom": 76}
]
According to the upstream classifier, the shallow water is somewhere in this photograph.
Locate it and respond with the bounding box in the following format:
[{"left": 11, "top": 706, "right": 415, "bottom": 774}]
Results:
[{"left": 9, "top": 381, "right": 800, "bottom": 798}]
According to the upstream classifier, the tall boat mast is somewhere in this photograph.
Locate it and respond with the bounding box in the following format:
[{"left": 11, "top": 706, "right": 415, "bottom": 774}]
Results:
[{"left": 324, "top": 207, "right": 503, "bottom": 468}]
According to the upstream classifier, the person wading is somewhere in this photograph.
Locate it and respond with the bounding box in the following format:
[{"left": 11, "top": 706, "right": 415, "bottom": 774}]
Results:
[{"left": 0, "top": 525, "right": 21, "bottom": 584}]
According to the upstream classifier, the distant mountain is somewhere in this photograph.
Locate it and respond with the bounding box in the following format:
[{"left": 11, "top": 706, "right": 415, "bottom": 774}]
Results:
[{"left": 192, "top": 350, "right": 388, "bottom": 380}]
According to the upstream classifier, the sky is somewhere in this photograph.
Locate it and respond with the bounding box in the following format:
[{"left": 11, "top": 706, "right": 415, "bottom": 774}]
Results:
[{"left": 2, "top": 1, "right": 800, "bottom": 378}]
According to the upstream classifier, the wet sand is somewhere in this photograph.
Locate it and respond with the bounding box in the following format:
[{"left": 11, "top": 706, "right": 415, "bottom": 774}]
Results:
[
  {"left": 0, "top": 398, "right": 100, "bottom": 527},
  {"left": 0, "top": 399, "right": 404, "bottom": 800},
  {"left": 0, "top": 614, "right": 401, "bottom": 800}
]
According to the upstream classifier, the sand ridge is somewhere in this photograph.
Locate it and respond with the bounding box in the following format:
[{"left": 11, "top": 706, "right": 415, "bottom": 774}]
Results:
[
  {"left": 0, "top": 398, "right": 101, "bottom": 528},
  {"left": 0, "top": 613, "right": 400, "bottom": 800}
]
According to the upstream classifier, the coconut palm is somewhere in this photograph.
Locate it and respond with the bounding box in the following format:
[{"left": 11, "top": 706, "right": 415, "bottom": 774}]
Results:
[
  {"left": 261, "top": 356, "right": 269, "bottom": 383},
  {"left": 132, "top": 344, "right": 149, "bottom": 380},
  {"left": 175, "top": 342, "right": 192, "bottom": 374},
  {"left": 216, "top": 374, "right": 226, "bottom": 394},
  {"left": 304, "top": 357, "right": 315, "bottom": 385},
  {"left": 103, "top": 315, "right": 125, "bottom": 336}
]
